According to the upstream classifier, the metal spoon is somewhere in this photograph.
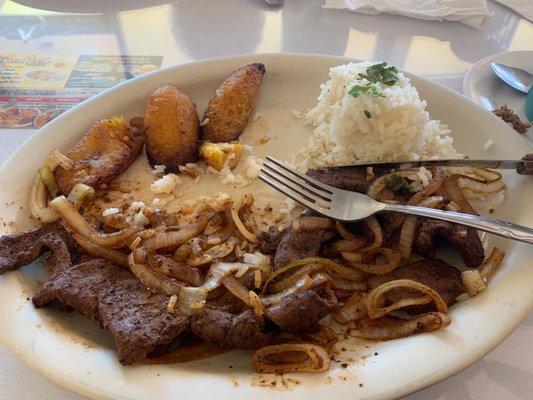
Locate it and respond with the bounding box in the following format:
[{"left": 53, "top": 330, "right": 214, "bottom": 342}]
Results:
[{"left": 490, "top": 62, "right": 532, "bottom": 94}]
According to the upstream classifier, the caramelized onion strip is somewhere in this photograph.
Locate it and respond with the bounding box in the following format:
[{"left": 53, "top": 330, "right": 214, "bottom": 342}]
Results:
[
  {"left": 478, "top": 247, "right": 505, "bottom": 282},
  {"left": 292, "top": 216, "right": 333, "bottom": 232},
  {"left": 366, "top": 279, "right": 447, "bottom": 319},
  {"left": 349, "top": 248, "right": 402, "bottom": 275},
  {"left": 231, "top": 193, "right": 260, "bottom": 243},
  {"left": 442, "top": 174, "right": 478, "bottom": 215},
  {"left": 127, "top": 251, "right": 184, "bottom": 295},
  {"left": 71, "top": 233, "right": 128, "bottom": 267},
  {"left": 50, "top": 196, "right": 141, "bottom": 248},
  {"left": 349, "top": 313, "right": 451, "bottom": 340},
  {"left": 333, "top": 292, "right": 368, "bottom": 324},
  {"left": 251, "top": 343, "right": 330, "bottom": 373},
  {"left": 142, "top": 212, "right": 212, "bottom": 251}
]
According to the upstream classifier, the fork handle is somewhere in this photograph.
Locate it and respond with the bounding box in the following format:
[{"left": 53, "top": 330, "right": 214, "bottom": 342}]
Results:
[{"left": 384, "top": 203, "right": 533, "bottom": 245}]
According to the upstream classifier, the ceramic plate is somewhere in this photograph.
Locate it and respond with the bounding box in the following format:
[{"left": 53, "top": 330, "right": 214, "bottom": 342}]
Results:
[
  {"left": 0, "top": 53, "right": 532, "bottom": 400},
  {"left": 463, "top": 50, "right": 533, "bottom": 141}
]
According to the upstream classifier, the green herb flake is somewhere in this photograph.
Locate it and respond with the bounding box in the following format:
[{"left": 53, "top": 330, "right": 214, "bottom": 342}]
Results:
[
  {"left": 364, "top": 110, "right": 371, "bottom": 118},
  {"left": 348, "top": 83, "right": 385, "bottom": 98},
  {"left": 358, "top": 62, "right": 399, "bottom": 86},
  {"left": 386, "top": 174, "right": 411, "bottom": 192}
]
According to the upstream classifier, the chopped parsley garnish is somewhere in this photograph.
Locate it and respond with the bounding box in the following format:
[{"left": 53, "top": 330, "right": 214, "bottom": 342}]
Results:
[
  {"left": 349, "top": 83, "right": 384, "bottom": 98},
  {"left": 386, "top": 174, "right": 411, "bottom": 192},
  {"left": 358, "top": 62, "right": 399, "bottom": 86},
  {"left": 364, "top": 110, "right": 371, "bottom": 118}
]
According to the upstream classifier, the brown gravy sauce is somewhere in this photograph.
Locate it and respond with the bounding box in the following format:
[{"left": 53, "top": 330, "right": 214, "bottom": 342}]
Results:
[{"left": 144, "top": 336, "right": 228, "bottom": 364}]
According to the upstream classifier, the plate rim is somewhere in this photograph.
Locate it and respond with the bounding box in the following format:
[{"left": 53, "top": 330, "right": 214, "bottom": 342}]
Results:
[{"left": 0, "top": 52, "right": 531, "bottom": 400}]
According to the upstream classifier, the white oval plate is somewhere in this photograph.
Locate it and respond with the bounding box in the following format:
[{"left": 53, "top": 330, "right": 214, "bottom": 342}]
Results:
[
  {"left": 0, "top": 54, "right": 532, "bottom": 400},
  {"left": 463, "top": 50, "right": 533, "bottom": 141}
]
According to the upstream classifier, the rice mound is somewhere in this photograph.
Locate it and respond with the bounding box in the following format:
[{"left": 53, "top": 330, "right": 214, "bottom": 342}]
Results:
[{"left": 301, "top": 62, "right": 461, "bottom": 168}]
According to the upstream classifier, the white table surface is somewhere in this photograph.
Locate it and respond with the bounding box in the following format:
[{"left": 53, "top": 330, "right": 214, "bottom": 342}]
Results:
[{"left": 0, "top": 0, "right": 531, "bottom": 399}]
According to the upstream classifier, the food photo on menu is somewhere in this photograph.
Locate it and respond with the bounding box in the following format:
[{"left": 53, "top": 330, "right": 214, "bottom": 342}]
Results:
[{"left": 0, "top": 1, "right": 531, "bottom": 400}]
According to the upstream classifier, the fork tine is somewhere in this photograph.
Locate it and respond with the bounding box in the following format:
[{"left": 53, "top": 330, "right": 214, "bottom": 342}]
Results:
[
  {"left": 263, "top": 161, "right": 332, "bottom": 202},
  {"left": 265, "top": 156, "right": 337, "bottom": 195},
  {"left": 259, "top": 172, "right": 334, "bottom": 218}
]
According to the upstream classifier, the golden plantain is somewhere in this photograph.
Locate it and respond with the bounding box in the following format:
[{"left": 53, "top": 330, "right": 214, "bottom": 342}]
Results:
[
  {"left": 144, "top": 84, "right": 200, "bottom": 171},
  {"left": 201, "top": 63, "right": 265, "bottom": 142},
  {"left": 55, "top": 116, "right": 145, "bottom": 194}
]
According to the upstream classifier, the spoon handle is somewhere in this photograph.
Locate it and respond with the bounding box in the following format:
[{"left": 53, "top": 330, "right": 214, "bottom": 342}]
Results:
[{"left": 385, "top": 203, "right": 533, "bottom": 245}]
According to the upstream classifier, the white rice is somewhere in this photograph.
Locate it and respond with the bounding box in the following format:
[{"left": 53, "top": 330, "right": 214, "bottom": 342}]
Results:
[{"left": 301, "top": 62, "right": 461, "bottom": 168}]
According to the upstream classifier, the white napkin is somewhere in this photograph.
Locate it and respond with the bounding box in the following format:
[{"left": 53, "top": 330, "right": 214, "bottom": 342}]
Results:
[
  {"left": 493, "top": 0, "right": 533, "bottom": 21},
  {"left": 324, "top": 0, "right": 494, "bottom": 29}
]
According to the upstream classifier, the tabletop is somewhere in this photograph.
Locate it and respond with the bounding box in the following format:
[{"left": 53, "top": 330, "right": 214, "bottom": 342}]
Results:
[{"left": 0, "top": 0, "right": 531, "bottom": 399}]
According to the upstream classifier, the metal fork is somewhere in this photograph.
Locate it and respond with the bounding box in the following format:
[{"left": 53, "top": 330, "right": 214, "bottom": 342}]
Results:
[{"left": 259, "top": 156, "right": 533, "bottom": 245}]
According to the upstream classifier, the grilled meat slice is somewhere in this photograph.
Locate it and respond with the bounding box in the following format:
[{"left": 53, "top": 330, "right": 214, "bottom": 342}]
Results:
[
  {"left": 415, "top": 219, "right": 484, "bottom": 268},
  {"left": 273, "top": 226, "right": 328, "bottom": 270},
  {"left": 0, "top": 222, "right": 81, "bottom": 275},
  {"left": 33, "top": 258, "right": 189, "bottom": 365},
  {"left": 190, "top": 308, "right": 271, "bottom": 350},
  {"left": 368, "top": 258, "right": 465, "bottom": 308},
  {"left": 306, "top": 166, "right": 388, "bottom": 193},
  {"left": 265, "top": 288, "right": 338, "bottom": 334}
]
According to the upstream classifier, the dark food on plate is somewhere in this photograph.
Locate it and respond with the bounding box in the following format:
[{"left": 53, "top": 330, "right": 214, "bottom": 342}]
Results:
[
  {"left": 0, "top": 63, "right": 509, "bottom": 374},
  {"left": 144, "top": 84, "right": 200, "bottom": 171},
  {"left": 493, "top": 104, "right": 531, "bottom": 134},
  {"left": 54, "top": 117, "right": 145, "bottom": 194},
  {"left": 201, "top": 63, "right": 265, "bottom": 142}
]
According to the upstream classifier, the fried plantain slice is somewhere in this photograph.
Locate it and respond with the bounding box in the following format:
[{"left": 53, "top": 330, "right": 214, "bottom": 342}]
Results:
[
  {"left": 201, "top": 63, "right": 265, "bottom": 142},
  {"left": 144, "top": 84, "right": 200, "bottom": 172},
  {"left": 55, "top": 116, "right": 145, "bottom": 194}
]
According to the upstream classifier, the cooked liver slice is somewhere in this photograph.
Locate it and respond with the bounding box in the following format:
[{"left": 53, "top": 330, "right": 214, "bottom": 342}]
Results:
[
  {"left": 190, "top": 308, "right": 271, "bottom": 350},
  {"left": 33, "top": 259, "right": 189, "bottom": 365},
  {"left": 415, "top": 219, "right": 484, "bottom": 268},
  {"left": 265, "top": 288, "right": 338, "bottom": 333}
]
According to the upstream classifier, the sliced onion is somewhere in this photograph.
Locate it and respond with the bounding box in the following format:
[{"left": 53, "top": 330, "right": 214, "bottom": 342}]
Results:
[
  {"left": 67, "top": 183, "right": 95, "bottom": 210},
  {"left": 149, "top": 255, "right": 204, "bottom": 287},
  {"left": 333, "top": 292, "right": 368, "bottom": 324},
  {"left": 336, "top": 221, "right": 357, "bottom": 240},
  {"left": 349, "top": 313, "right": 451, "bottom": 340},
  {"left": 30, "top": 174, "right": 60, "bottom": 223},
  {"left": 270, "top": 263, "right": 324, "bottom": 293},
  {"left": 442, "top": 175, "right": 478, "bottom": 215},
  {"left": 359, "top": 217, "right": 383, "bottom": 252},
  {"left": 292, "top": 216, "right": 333, "bottom": 232},
  {"left": 260, "top": 274, "right": 315, "bottom": 306},
  {"left": 39, "top": 166, "right": 59, "bottom": 199},
  {"left": 326, "top": 275, "right": 368, "bottom": 292},
  {"left": 203, "top": 212, "right": 224, "bottom": 235},
  {"left": 221, "top": 275, "right": 252, "bottom": 306},
  {"left": 44, "top": 149, "right": 73, "bottom": 171},
  {"left": 127, "top": 251, "right": 184, "bottom": 295},
  {"left": 340, "top": 251, "right": 362, "bottom": 262},
  {"left": 249, "top": 290, "right": 264, "bottom": 317},
  {"left": 459, "top": 175, "right": 504, "bottom": 194},
  {"left": 398, "top": 196, "right": 448, "bottom": 260},
  {"left": 50, "top": 196, "right": 141, "bottom": 248},
  {"left": 176, "top": 286, "right": 208, "bottom": 315},
  {"left": 398, "top": 215, "right": 417, "bottom": 260},
  {"left": 349, "top": 248, "right": 402, "bottom": 275},
  {"left": 251, "top": 343, "right": 330, "bottom": 373},
  {"left": 478, "top": 247, "right": 505, "bottom": 282},
  {"left": 335, "top": 236, "right": 367, "bottom": 252},
  {"left": 71, "top": 233, "right": 128, "bottom": 267},
  {"left": 461, "top": 269, "right": 487, "bottom": 297},
  {"left": 231, "top": 193, "right": 260, "bottom": 243},
  {"left": 365, "top": 279, "right": 447, "bottom": 319},
  {"left": 263, "top": 257, "right": 367, "bottom": 293},
  {"left": 142, "top": 212, "right": 212, "bottom": 251},
  {"left": 186, "top": 242, "right": 235, "bottom": 266}
]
